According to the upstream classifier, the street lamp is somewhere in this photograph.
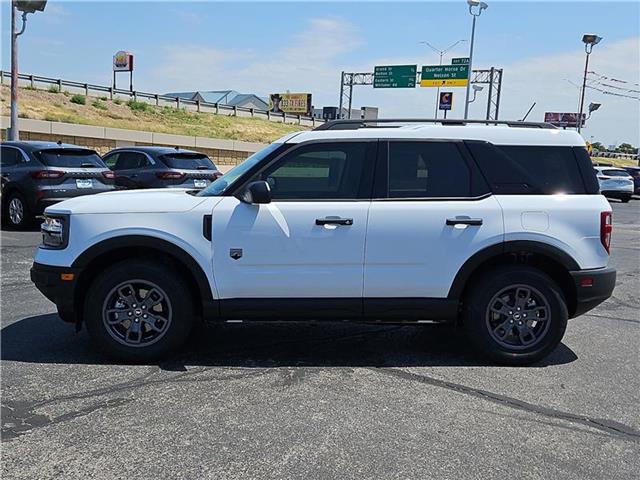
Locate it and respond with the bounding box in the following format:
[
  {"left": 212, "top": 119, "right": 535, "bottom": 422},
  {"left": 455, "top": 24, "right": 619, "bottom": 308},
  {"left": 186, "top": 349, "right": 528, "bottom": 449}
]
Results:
[
  {"left": 577, "top": 33, "right": 602, "bottom": 134},
  {"left": 419, "top": 39, "right": 466, "bottom": 118},
  {"left": 464, "top": 0, "right": 488, "bottom": 120},
  {"left": 9, "top": 0, "right": 47, "bottom": 141}
]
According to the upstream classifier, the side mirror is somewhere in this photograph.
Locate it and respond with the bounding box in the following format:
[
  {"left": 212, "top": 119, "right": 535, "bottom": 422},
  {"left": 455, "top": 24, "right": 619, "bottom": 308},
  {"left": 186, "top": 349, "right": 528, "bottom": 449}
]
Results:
[{"left": 237, "top": 180, "right": 271, "bottom": 204}]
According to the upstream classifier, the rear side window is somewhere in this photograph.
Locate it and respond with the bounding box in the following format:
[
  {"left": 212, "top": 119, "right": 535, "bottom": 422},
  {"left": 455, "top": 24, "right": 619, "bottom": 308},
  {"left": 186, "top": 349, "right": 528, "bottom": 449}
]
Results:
[
  {"left": 466, "top": 142, "right": 593, "bottom": 194},
  {"left": 37, "top": 149, "right": 105, "bottom": 168},
  {"left": 1, "top": 147, "right": 20, "bottom": 166},
  {"left": 160, "top": 153, "right": 216, "bottom": 170},
  {"left": 602, "top": 169, "right": 631, "bottom": 177},
  {"left": 387, "top": 141, "right": 473, "bottom": 198},
  {"left": 112, "top": 152, "right": 149, "bottom": 170}
]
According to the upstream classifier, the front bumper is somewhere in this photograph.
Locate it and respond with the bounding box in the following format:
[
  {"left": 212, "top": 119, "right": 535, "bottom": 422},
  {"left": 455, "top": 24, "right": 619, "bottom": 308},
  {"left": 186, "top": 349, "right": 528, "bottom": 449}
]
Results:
[
  {"left": 30, "top": 262, "right": 81, "bottom": 323},
  {"left": 569, "top": 267, "right": 616, "bottom": 318}
]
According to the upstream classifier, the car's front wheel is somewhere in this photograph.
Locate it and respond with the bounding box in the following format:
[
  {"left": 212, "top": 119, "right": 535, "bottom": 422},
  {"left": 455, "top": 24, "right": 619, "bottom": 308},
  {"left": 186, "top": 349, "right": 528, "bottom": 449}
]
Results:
[
  {"left": 463, "top": 266, "right": 568, "bottom": 366},
  {"left": 84, "top": 259, "right": 195, "bottom": 362}
]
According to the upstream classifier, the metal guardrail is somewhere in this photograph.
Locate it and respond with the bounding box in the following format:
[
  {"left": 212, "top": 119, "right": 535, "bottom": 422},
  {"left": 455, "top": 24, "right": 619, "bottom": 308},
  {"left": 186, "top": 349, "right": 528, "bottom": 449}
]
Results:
[{"left": 0, "top": 71, "right": 322, "bottom": 128}]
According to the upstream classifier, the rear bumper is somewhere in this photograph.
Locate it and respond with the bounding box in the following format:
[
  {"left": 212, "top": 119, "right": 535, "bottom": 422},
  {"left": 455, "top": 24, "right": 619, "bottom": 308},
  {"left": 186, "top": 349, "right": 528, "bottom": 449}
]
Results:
[
  {"left": 569, "top": 267, "right": 616, "bottom": 318},
  {"left": 601, "top": 190, "right": 633, "bottom": 198},
  {"left": 30, "top": 262, "right": 81, "bottom": 323}
]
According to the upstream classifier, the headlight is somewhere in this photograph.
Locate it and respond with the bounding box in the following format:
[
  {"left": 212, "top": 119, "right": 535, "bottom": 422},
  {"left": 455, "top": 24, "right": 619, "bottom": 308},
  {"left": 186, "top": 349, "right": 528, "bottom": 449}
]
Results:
[{"left": 41, "top": 215, "right": 68, "bottom": 249}]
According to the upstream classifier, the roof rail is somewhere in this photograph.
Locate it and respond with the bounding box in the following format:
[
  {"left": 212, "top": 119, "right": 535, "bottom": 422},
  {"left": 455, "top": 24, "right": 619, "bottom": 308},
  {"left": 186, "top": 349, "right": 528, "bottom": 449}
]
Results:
[{"left": 314, "top": 118, "right": 558, "bottom": 131}]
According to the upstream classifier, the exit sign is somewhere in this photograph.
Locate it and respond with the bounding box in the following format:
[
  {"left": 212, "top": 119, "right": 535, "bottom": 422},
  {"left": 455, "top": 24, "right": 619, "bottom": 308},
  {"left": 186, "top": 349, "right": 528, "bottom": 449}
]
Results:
[{"left": 452, "top": 57, "right": 470, "bottom": 65}]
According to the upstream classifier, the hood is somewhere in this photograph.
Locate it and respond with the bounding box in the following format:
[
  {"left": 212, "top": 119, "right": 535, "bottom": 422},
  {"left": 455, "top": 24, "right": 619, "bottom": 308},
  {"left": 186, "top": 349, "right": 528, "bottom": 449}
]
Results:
[{"left": 45, "top": 189, "right": 211, "bottom": 215}]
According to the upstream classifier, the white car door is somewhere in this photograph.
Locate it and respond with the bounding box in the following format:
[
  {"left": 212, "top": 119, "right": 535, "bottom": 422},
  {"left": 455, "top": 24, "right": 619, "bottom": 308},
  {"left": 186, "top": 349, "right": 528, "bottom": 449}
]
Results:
[
  {"left": 211, "top": 140, "right": 376, "bottom": 318},
  {"left": 364, "top": 140, "right": 504, "bottom": 313}
]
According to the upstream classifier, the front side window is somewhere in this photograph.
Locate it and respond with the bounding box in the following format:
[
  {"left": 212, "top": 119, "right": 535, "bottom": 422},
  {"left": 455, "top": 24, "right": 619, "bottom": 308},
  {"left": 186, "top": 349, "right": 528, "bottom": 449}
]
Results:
[
  {"left": 387, "top": 142, "right": 471, "bottom": 198},
  {"left": 258, "top": 142, "right": 371, "bottom": 200}
]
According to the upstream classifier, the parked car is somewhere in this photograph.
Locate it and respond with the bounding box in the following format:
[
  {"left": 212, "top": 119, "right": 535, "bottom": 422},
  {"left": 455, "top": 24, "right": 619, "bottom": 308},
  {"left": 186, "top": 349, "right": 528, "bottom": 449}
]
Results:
[
  {"left": 31, "top": 119, "right": 616, "bottom": 365},
  {"left": 1, "top": 141, "right": 115, "bottom": 229},
  {"left": 101, "top": 146, "right": 221, "bottom": 191},
  {"left": 622, "top": 166, "right": 640, "bottom": 194},
  {"left": 593, "top": 166, "right": 634, "bottom": 202}
]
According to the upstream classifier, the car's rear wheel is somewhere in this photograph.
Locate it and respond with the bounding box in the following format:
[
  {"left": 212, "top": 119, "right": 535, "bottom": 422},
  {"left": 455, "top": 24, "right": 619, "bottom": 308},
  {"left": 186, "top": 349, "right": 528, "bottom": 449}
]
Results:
[
  {"left": 621, "top": 195, "right": 631, "bottom": 203},
  {"left": 463, "top": 266, "right": 568, "bottom": 366},
  {"left": 4, "top": 192, "right": 31, "bottom": 229},
  {"left": 84, "top": 259, "right": 194, "bottom": 362}
]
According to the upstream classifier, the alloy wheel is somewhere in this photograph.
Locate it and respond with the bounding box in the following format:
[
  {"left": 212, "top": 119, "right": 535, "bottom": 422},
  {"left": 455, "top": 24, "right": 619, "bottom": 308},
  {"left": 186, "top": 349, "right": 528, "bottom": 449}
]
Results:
[{"left": 8, "top": 197, "right": 24, "bottom": 225}]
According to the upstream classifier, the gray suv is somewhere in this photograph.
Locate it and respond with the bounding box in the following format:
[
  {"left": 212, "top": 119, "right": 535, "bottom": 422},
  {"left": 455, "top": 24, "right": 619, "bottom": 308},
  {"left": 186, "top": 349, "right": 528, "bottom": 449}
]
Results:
[
  {"left": 101, "top": 146, "right": 221, "bottom": 191},
  {"left": 1, "top": 141, "right": 115, "bottom": 229}
]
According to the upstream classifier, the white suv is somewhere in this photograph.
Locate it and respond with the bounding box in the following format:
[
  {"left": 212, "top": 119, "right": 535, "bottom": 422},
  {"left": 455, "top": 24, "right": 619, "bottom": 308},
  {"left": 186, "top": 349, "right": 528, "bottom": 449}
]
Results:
[{"left": 31, "top": 119, "right": 616, "bottom": 365}]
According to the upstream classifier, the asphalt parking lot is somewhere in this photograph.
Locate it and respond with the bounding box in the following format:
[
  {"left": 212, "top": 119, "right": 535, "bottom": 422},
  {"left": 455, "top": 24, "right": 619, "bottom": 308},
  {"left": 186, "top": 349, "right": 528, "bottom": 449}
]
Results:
[{"left": 1, "top": 200, "right": 639, "bottom": 480}]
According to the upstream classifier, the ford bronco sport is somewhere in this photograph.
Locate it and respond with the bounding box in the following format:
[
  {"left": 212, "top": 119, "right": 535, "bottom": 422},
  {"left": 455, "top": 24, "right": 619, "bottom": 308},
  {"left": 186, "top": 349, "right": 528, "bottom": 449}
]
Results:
[{"left": 30, "top": 119, "right": 616, "bottom": 365}]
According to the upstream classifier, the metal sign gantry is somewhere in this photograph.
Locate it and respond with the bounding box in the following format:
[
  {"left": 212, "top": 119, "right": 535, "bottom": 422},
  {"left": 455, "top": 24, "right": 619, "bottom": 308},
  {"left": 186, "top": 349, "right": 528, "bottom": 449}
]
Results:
[{"left": 338, "top": 67, "right": 503, "bottom": 120}]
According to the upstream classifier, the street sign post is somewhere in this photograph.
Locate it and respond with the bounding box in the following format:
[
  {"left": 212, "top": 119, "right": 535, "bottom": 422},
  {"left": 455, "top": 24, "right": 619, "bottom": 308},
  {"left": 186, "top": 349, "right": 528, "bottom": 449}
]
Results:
[
  {"left": 373, "top": 65, "right": 417, "bottom": 88},
  {"left": 420, "top": 65, "right": 469, "bottom": 87}
]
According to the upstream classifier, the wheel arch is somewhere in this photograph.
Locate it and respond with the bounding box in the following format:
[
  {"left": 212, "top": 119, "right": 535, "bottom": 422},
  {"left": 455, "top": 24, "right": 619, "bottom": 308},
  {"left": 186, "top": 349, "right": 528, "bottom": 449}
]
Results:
[
  {"left": 71, "top": 235, "right": 217, "bottom": 326},
  {"left": 448, "top": 240, "right": 580, "bottom": 318}
]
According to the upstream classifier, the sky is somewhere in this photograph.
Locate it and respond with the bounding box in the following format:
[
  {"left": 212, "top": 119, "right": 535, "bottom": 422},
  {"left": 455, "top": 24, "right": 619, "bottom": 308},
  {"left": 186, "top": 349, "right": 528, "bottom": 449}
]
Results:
[{"left": 1, "top": 0, "right": 639, "bottom": 146}]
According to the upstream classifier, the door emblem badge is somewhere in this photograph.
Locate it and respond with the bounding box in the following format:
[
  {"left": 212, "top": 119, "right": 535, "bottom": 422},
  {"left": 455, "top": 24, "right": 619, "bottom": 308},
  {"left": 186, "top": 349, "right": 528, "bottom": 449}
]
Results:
[{"left": 230, "top": 248, "right": 243, "bottom": 260}]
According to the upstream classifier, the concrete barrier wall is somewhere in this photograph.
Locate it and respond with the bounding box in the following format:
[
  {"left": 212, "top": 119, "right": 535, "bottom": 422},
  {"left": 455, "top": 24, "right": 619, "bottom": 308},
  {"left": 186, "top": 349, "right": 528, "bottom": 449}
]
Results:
[{"left": 0, "top": 117, "right": 266, "bottom": 166}]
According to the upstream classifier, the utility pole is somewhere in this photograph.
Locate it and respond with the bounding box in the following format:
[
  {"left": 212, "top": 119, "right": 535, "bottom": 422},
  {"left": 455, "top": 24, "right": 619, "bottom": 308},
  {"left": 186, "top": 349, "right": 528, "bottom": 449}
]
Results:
[
  {"left": 577, "top": 34, "right": 602, "bottom": 134},
  {"left": 464, "top": 0, "right": 488, "bottom": 120}
]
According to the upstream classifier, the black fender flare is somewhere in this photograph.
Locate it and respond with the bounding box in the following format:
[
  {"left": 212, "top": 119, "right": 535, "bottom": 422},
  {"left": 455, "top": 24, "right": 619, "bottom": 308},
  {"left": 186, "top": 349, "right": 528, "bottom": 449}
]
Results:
[
  {"left": 447, "top": 240, "right": 580, "bottom": 300},
  {"left": 72, "top": 235, "right": 217, "bottom": 317}
]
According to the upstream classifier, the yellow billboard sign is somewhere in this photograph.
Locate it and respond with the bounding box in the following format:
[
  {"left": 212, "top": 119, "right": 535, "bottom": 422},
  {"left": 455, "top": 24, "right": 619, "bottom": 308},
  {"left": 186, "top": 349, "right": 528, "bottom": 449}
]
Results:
[
  {"left": 269, "top": 93, "right": 312, "bottom": 115},
  {"left": 420, "top": 79, "right": 468, "bottom": 88}
]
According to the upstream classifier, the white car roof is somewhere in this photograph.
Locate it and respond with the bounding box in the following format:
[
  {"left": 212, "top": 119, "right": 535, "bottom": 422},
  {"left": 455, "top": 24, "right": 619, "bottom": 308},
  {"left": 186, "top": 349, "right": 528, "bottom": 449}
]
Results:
[{"left": 284, "top": 124, "right": 586, "bottom": 147}]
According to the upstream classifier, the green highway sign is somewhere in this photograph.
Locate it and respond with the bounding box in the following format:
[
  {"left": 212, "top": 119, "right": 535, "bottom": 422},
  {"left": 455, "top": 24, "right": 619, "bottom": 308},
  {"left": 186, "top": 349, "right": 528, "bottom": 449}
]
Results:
[
  {"left": 451, "top": 57, "right": 470, "bottom": 65},
  {"left": 373, "top": 65, "right": 417, "bottom": 88},
  {"left": 420, "top": 64, "right": 469, "bottom": 87}
]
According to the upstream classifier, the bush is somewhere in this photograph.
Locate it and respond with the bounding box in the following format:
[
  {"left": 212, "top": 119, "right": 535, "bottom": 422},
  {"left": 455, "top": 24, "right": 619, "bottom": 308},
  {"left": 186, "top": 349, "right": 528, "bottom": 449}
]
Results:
[
  {"left": 70, "top": 94, "right": 86, "bottom": 105},
  {"left": 62, "top": 90, "right": 70, "bottom": 97},
  {"left": 92, "top": 100, "right": 107, "bottom": 110},
  {"left": 126, "top": 99, "right": 150, "bottom": 112},
  {"left": 99, "top": 96, "right": 108, "bottom": 101},
  {"left": 18, "top": 112, "right": 30, "bottom": 119},
  {"left": 113, "top": 98, "right": 122, "bottom": 105},
  {"left": 24, "top": 85, "right": 36, "bottom": 91},
  {"left": 48, "top": 85, "right": 60, "bottom": 94}
]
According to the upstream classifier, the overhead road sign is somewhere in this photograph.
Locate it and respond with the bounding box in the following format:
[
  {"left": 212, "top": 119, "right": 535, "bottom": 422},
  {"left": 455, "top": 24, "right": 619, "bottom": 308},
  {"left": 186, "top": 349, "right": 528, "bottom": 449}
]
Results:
[
  {"left": 373, "top": 65, "right": 417, "bottom": 88},
  {"left": 452, "top": 57, "right": 470, "bottom": 65},
  {"left": 420, "top": 65, "right": 469, "bottom": 87}
]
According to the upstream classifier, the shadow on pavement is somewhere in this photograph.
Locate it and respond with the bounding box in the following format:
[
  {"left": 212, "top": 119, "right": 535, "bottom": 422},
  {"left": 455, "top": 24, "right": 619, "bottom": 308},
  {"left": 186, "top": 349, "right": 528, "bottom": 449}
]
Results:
[{"left": 1, "top": 313, "right": 578, "bottom": 368}]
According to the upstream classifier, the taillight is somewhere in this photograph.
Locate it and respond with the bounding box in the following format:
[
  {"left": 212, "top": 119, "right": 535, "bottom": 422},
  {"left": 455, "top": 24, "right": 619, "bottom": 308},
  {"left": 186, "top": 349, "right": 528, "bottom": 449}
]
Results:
[
  {"left": 102, "top": 171, "right": 116, "bottom": 179},
  {"left": 156, "top": 171, "right": 186, "bottom": 180},
  {"left": 30, "top": 170, "right": 65, "bottom": 179},
  {"left": 600, "top": 211, "right": 612, "bottom": 254}
]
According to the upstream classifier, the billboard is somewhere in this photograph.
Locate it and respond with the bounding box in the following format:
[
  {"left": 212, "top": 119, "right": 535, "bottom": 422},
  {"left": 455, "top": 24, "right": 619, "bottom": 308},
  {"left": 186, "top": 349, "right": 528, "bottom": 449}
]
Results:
[
  {"left": 544, "top": 112, "right": 585, "bottom": 128},
  {"left": 269, "top": 93, "right": 312, "bottom": 115},
  {"left": 113, "top": 51, "right": 134, "bottom": 72}
]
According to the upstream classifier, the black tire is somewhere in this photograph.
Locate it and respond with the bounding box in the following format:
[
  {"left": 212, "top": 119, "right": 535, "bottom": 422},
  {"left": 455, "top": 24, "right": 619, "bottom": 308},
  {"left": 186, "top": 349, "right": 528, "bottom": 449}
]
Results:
[
  {"left": 3, "top": 191, "right": 32, "bottom": 230},
  {"left": 463, "top": 265, "right": 568, "bottom": 366},
  {"left": 84, "top": 259, "right": 195, "bottom": 362},
  {"left": 621, "top": 196, "right": 631, "bottom": 203}
]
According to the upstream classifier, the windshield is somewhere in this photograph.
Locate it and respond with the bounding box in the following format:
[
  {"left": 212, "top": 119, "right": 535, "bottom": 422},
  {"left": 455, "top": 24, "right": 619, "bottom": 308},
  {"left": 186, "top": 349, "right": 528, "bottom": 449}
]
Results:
[
  {"left": 603, "top": 169, "right": 631, "bottom": 177},
  {"left": 37, "top": 149, "right": 105, "bottom": 168},
  {"left": 198, "top": 142, "right": 284, "bottom": 196},
  {"left": 160, "top": 153, "right": 216, "bottom": 170}
]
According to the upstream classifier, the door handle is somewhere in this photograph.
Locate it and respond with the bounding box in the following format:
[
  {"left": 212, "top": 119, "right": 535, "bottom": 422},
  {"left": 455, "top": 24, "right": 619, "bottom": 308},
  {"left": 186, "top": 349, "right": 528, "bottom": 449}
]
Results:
[
  {"left": 446, "top": 218, "right": 483, "bottom": 226},
  {"left": 315, "top": 217, "right": 354, "bottom": 226}
]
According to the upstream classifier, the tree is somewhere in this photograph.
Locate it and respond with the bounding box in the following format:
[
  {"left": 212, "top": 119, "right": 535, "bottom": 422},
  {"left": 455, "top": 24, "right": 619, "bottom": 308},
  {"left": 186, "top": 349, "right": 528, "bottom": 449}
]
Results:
[
  {"left": 591, "top": 141, "right": 605, "bottom": 152},
  {"left": 615, "top": 143, "right": 638, "bottom": 154}
]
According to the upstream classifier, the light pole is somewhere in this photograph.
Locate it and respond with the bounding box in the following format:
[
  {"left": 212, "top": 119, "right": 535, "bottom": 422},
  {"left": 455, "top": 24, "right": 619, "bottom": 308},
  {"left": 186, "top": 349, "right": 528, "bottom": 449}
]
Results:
[
  {"left": 9, "top": 0, "right": 47, "bottom": 141},
  {"left": 464, "top": 0, "right": 488, "bottom": 120},
  {"left": 419, "top": 39, "right": 466, "bottom": 118},
  {"left": 577, "top": 33, "right": 602, "bottom": 134}
]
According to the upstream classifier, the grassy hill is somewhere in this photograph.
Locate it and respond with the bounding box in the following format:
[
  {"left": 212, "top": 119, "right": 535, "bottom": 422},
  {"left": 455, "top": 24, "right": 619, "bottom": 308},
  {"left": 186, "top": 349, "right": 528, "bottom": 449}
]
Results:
[{"left": 0, "top": 84, "right": 306, "bottom": 144}]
